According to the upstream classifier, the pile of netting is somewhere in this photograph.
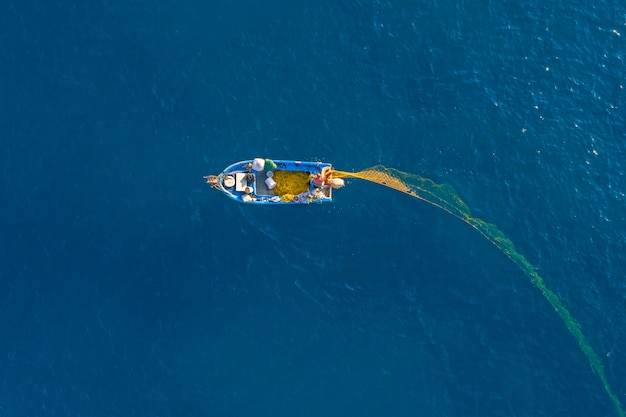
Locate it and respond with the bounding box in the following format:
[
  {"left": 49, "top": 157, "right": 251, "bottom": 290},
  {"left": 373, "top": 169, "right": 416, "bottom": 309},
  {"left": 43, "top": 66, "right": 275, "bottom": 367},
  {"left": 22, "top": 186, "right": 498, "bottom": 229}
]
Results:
[{"left": 273, "top": 171, "right": 311, "bottom": 196}]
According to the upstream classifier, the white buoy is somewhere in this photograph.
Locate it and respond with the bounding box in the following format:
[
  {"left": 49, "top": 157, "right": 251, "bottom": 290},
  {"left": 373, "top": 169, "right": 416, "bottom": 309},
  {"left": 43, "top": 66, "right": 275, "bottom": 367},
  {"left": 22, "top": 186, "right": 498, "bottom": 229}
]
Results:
[
  {"left": 252, "top": 158, "right": 265, "bottom": 171},
  {"left": 330, "top": 178, "right": 345, "bottom": 189}
]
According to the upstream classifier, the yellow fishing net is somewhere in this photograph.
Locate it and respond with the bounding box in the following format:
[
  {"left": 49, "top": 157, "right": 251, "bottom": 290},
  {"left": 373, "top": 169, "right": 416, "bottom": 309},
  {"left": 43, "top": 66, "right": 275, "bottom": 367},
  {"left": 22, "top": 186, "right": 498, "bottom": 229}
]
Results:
[
  {"left": 273, "top": 171, "right": 311, "bottom": 195},
  {"left": 332, "top": 166, "right": 470, "bottom": 219},
  {"left": 332, "top": 165, "right": 624, "bottom": 417}
]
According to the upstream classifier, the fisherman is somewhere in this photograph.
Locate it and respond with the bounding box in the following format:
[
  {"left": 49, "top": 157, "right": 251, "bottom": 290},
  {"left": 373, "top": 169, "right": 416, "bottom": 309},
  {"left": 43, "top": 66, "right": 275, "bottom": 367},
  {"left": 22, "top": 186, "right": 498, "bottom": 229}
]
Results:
[{"left": 312, "top": 172, "right": 327, "bottom": 187}]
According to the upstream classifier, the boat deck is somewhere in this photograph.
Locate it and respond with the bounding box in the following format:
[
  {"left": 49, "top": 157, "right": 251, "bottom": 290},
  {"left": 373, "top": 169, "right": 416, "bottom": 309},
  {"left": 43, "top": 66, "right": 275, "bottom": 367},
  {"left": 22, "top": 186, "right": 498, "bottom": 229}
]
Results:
[{"left": 254, "top": 170, "right": 277, "bottom": 196}]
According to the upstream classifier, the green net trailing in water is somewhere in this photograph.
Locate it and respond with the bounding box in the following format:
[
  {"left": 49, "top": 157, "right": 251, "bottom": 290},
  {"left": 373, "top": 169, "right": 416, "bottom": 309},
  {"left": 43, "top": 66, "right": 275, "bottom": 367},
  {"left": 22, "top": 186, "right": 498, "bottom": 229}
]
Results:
[{"left": 332, "top": 165, "right": 624, "bottom": 417}]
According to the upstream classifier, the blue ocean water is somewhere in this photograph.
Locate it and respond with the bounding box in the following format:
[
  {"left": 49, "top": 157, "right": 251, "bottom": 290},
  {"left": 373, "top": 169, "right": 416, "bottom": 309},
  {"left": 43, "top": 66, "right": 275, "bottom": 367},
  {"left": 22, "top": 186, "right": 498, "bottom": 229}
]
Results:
[{"left": 2, "top": 0, "right": 625, "bottom": 416}]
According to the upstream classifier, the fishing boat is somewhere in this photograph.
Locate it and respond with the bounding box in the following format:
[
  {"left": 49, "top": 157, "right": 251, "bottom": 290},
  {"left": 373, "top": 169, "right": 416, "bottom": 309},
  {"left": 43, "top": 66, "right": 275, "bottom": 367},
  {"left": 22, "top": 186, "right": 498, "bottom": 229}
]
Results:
[{"left": 204, "top": 158, "right": 344, "bottom": 204}]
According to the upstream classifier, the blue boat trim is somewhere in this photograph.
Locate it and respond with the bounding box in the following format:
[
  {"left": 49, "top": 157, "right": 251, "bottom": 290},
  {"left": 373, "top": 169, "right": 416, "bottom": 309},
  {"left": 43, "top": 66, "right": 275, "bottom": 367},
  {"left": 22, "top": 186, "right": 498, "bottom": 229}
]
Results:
[{"left": 205, "top": 159, "right": 334, "bottom": 204}]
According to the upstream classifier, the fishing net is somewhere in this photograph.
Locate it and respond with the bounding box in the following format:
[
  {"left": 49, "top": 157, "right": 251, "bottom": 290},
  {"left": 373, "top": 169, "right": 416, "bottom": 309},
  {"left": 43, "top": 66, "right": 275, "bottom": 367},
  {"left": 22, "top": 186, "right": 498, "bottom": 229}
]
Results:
[
  {"left": 331, "top": 165, "right": 624, "bottom": 417},
  {"left": 273, "top": 171, "right": 311, "bottom": 196}
]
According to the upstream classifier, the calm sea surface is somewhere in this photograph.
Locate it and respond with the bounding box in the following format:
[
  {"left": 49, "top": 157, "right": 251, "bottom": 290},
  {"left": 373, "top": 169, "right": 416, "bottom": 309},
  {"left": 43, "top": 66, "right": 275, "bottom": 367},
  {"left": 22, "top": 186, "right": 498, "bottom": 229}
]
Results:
[{"left": 2, "top": 1, "right": 625, "bottom": 416}]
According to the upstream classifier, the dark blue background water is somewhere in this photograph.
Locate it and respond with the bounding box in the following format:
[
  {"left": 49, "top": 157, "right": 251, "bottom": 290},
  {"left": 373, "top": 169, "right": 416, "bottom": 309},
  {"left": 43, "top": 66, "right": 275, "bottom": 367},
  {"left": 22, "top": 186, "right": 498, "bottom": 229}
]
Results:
[{"left": 2, "top": 1, "right": 625, "bottom": 416}]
